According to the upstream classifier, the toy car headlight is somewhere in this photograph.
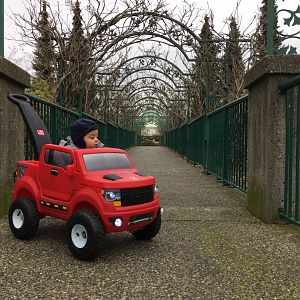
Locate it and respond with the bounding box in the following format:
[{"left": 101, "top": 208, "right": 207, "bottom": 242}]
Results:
[
  {"left": 154, "top": 184, "right": 159, "bottom": 193},
  {"left": 103, "top": 190, "right": 121, "bottom": 202}
]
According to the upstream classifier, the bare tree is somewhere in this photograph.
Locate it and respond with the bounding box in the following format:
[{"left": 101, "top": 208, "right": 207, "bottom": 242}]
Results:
[
  {"left": 223, "top": 17, "right": 245, "bottom": 102},
  {"left": 10, "top": 0, "right": 253, "bottom": 126},
  {"left": 251, "top": 0, "right": 282, "bottom": 64}
]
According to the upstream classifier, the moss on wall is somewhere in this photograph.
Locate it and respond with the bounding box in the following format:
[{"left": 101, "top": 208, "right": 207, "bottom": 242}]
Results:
[
  {"left": 0, "top": 184, "right": 12, "bottom": 217},
  {"left": 247, "top": 183, "right": 265, "bottom": 221}
]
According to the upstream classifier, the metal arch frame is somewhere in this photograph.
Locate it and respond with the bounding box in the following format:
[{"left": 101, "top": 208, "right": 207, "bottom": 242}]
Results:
[
  {"left": 122, "top": 104, "right": 167, "bottom": 127},
  {"left": 97, "top": 82, "right": 177, "bottom": 106},
  {"left": 134, "top": 118, "right": 164, "bottom": 128},
  {"left": 92, "top": 11, "right": 229, "bottom": 126},
  {"left": 119, "top": 76, "right": 181, "bottom": 95},
  {"left": 136, "top": 107, "right": 165, "bottom": 118},
  {"left": 92, "top": 10, "right": 203, "bottom": 125},
  {"left": 94, "top": 11, "right": 251, "bottom": 64},
  {"left": 120, "top": 84, "right": 179, "bottom": 99},
  {"left": 132, "top": 99, "right": 181, "bottom": 116},
  {"left": 96, "top": 11, "right": 202, "bottom": 48},
  {"left": 111, "top": 54, "right": 190, "bottom": 77},
  {"left": 133, "top": 102, "right": 183, "bottom": 120},
  {"left": 118, "top": 86, "right": 186, "bottom": 111},
  {"left": 95, "top": 31, "right": 195, "bottom": 63},
  {"left": 133, "top": 109, "right": 167, "bottom": 127},
  {"left": 121, "top": 98, "right": 168, "bottom": 114},
  {"left": 107, "top": 83, "right": 185, "bottom": 122},
  {"left": 130, "top": 96, "right": 169, "bottom": 109},
  {"left": 134, "top": 118, "right": 165, "bottom": 128},
  {"left": 113, "top": 87, "right": 186, "bottom": 109},
  {"left": 121, "top": 11, "right": 202, "bottom": 44},
  {"left": 134, "top": 110, "right": 166, "bottom": 125},
  {"left": 135, "top": 106, "right": 168, "bottom": 124},
  {"left": 116, "top": 68, "right": 185, "bottom": 89},
  {"left": 118, "top": 97, "right": 169, "bottom": 115},
  {"left": 121, "top": 86, "right": 174, "bottom": 104}
]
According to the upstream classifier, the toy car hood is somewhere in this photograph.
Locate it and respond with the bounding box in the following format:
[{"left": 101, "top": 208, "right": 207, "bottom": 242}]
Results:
[{"left": 83, "top": 170, "right": 155, "bottom": 189}]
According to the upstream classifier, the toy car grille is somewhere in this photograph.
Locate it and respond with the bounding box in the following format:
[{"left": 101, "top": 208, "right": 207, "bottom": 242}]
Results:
[{"left": 121, "top": 185, "right": 154, "bottom": 206}]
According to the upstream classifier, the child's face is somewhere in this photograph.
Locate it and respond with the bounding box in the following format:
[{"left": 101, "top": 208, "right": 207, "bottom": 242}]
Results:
[{"left": 83, "top": 129, "right": 100, "bottom": 148}]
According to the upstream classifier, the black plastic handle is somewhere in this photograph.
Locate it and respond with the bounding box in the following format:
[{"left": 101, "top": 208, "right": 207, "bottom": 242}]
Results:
[{"left": 8, "top": 94, "right": 52, "bottom": 160}]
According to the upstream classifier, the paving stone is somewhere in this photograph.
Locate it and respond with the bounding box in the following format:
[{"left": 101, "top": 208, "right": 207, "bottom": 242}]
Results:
[{"left": 0, "top": 146, "right": 300, "bottom": 299}]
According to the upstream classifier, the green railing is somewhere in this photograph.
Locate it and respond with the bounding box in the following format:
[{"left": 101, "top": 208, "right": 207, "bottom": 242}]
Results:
[
  {"left": 278, "top": 75, "right": 300, "bottom": 225},
  {"left": 25, "top": 94, "right": 139, "bottom": 159},
  {"left": 207, "top": 97, "right": 248, "bottom": 190},
  {"left": 0, "top": 0, "right": 4, "bottom": 57},
  {"left": 162, "top": 95, "right": 248, "bottom": 192}
]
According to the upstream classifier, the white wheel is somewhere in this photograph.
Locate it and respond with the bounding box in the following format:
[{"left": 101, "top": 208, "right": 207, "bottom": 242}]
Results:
[
  {"left": 66, "top": 211, "right": 104, "bottom": 260},
  {"left": 71, "top": 224, "right": 88, "bottom": 248},
  {"left": 8, "top": 199, "right": 39, "bottom": 239},
  {"left": 12, "top": 209, "right": 24, "bottom": 229}
]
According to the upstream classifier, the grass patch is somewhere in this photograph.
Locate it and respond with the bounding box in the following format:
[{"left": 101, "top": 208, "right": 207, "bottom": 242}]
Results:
[{"left": 0, "top": 184, "right": 12, "bottom": 218}]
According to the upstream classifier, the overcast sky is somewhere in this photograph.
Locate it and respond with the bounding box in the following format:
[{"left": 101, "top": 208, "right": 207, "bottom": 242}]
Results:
[
  {"left": 4, "top": 0, "right": 263, "bottom": 34},
  {"left": 3, "top": 0, "right": 296, "bottom": 72}
]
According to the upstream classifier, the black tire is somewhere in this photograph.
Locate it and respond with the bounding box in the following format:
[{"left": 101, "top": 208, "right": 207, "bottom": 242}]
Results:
[
  {"left": 132, "top": 211, "right": 161, "bottom": 241},
  {"left": 66, "top": 211, "right": 104, "bottom": 261},
  {"left": 8, "top": 198, "right": 40, "bottom": 240}
]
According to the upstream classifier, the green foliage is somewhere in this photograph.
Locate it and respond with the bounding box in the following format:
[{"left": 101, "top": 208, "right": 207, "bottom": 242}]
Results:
[
  {"left": 62, "top": 0, "right": 92, "bottom": 109},
  {"left": 190, "top": 15, "right": 219, "bottom": 116},
  {"left": 252, "top": 0, "right": 282, "bottom": 62},
  {"left": 32, "top": 1, "right": 55, "bottom": 82},
  {"left": 189, "top": 15, "right": 246, "bottom": 115},
  {"left": 26, "top": 78, "right": 54, "bottom": 101},
  {"left": 224, "top": 17, "right": 245, "bottom": 101}
]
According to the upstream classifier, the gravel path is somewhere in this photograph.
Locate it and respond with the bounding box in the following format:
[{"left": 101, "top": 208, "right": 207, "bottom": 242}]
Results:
[{"left": 1, "top": 146, "right": 300, "bottom": 299}]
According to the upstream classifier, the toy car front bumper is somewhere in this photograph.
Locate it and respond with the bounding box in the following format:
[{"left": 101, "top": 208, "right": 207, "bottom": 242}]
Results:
[{"left": 102, "top": 205, "right": 161, "bottom": 233}]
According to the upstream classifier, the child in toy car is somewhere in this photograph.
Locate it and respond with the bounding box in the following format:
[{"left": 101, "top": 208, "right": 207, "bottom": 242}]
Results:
[{"left": 59, "top": 118, "right": 104, "bottom": 149}]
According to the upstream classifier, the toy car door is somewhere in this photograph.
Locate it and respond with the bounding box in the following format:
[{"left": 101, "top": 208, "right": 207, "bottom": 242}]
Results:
[{"left": 39, "top": 148, "right": 75, "bottom": 201}]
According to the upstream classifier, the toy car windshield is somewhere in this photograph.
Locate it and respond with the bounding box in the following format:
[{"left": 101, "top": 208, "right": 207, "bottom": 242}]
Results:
[{"left": 83, "top": 153, "right": 132, "bottom": 171}]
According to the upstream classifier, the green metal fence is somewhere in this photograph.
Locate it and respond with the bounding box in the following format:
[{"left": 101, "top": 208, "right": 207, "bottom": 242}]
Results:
[
  {"left": 162, "top": 95, "right": 248, "bottom": 192},
  {"left": 0, "top": 0, "right": 4, "bottom": 57},
  {"left": 187, "top": 116, "right": 206, "bottom": 166},
  {"left": 278, "top": 75, "right": 300, "bottom": 225},
  {"left": 25, "top": 94, "right": 138, "bottom": 159},
  {"left": 207, "top": 97, "right": 248, "bottom": 190}
]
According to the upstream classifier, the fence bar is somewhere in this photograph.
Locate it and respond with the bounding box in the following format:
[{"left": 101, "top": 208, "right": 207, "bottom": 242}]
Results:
[
  {"left": 287, "top": 90, "right": 294, "bottom": 217},
  {"left": 0, "top": 0, "right": 4, "bottom": 57},
  {"left": 279, "top": 75, "right": 300, "bottom": 93},
  {"left": 267, "top": 0, "right": 275, "bottom": 55},
  {"left": 295, "top": 86, "right": 300, "bottom": 221}
]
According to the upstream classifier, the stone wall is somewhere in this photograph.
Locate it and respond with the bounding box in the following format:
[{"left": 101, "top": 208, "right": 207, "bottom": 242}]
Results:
[
  {"left": 244, "top": 55, "right": 300, "bottom": 223},
  {"left": 0, "top": 58, "right": 30, "bottom": 186}
]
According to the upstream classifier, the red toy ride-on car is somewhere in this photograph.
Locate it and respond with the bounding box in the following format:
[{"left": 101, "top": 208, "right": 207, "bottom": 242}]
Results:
[{"left": 8, "top": 94, "right": 162, "bottom": 261}]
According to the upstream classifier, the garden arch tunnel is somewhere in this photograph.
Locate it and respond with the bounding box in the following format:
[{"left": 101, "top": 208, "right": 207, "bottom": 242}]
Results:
[{"left": 86, "top": 7, "right": 250, "bottom": 138}]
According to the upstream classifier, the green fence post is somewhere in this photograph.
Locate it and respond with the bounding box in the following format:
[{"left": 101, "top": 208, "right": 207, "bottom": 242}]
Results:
[
  {"left": 222, "top": 108, "right": 229, "bottom": 184},
  {"left": 0, "top": 0, "right": 4, "bottom": 57},
  {"left": 295, "top": 86, "right": 300, "bottom": 221},
  {"left": 50, "top": 106, "right": 57, "bottom": 143},
  {"left": 267, "top": 0, "right": 275, "bottom": 55}
]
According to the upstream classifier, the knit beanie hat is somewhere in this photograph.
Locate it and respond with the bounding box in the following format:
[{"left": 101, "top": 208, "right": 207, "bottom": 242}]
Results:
[{"left": 70, "top": 118, "right": 98, "bottom": 148}]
